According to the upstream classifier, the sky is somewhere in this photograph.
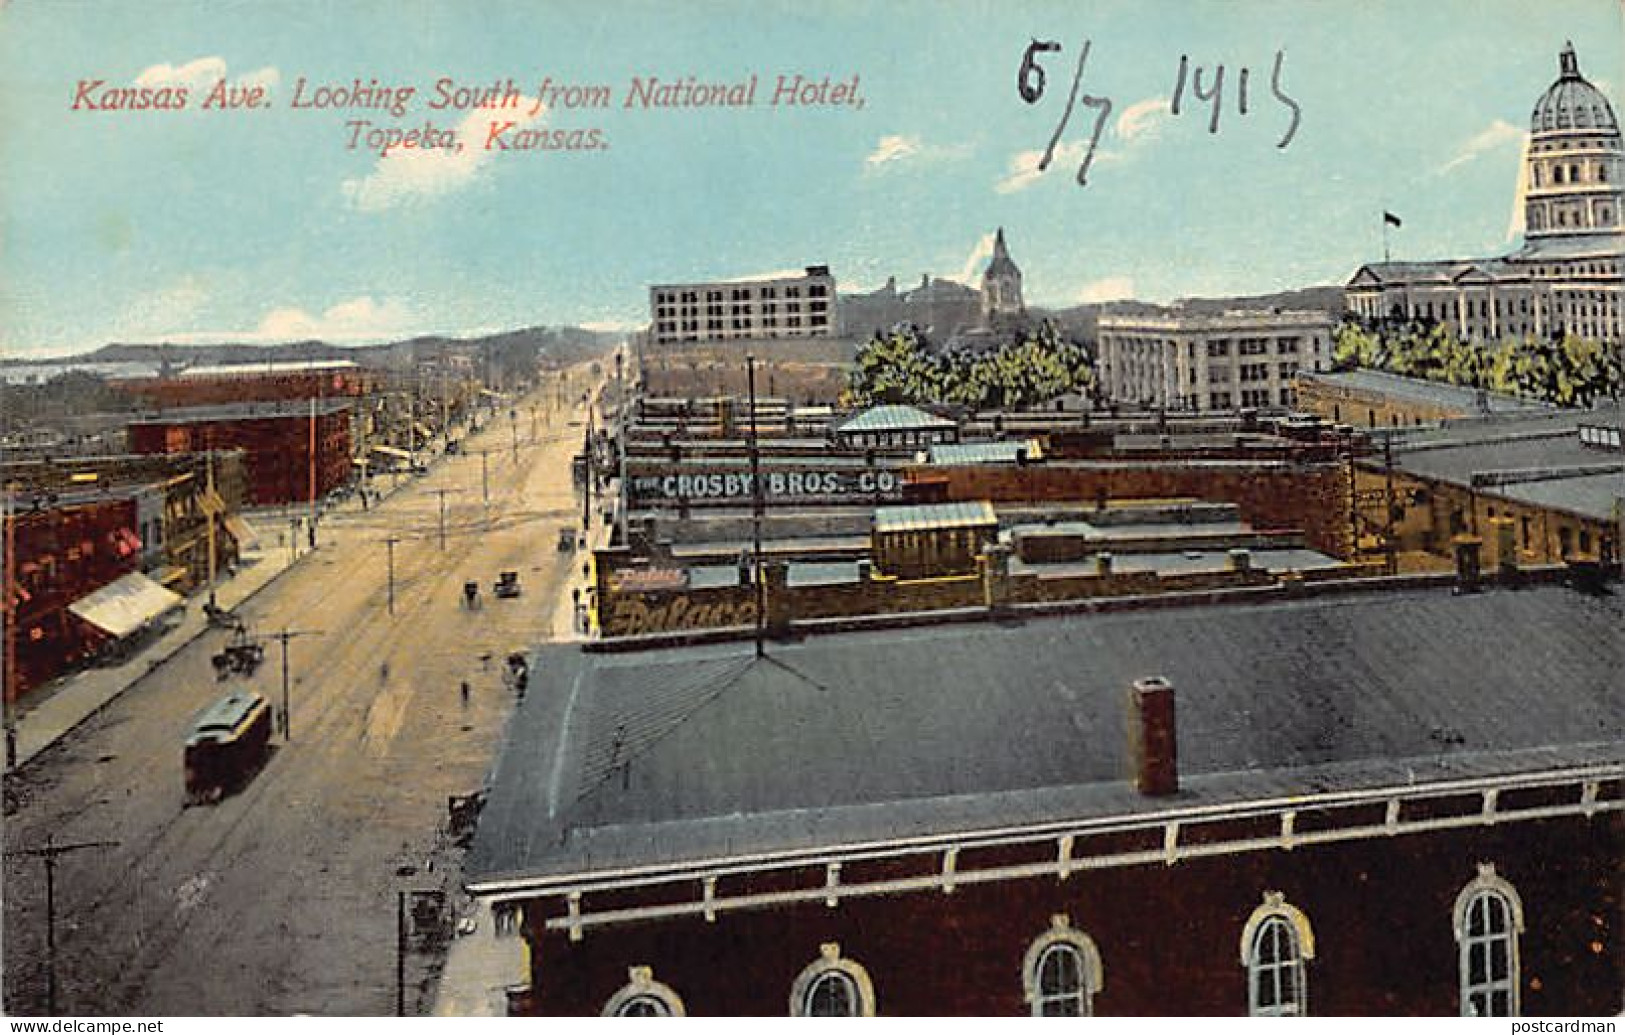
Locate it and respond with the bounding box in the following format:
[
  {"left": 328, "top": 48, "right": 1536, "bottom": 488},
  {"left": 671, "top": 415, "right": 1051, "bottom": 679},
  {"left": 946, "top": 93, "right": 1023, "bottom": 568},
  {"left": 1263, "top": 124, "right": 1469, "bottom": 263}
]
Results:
[{"left": 1, "top": 0, "right": 1621, "bottom": 357}]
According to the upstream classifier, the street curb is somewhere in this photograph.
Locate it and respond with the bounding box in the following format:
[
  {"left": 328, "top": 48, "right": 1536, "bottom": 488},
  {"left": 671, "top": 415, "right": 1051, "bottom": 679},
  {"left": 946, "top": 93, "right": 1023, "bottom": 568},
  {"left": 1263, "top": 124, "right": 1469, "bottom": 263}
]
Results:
[{"left": 10, "top": 547, "right": 309, "bottom": 772}]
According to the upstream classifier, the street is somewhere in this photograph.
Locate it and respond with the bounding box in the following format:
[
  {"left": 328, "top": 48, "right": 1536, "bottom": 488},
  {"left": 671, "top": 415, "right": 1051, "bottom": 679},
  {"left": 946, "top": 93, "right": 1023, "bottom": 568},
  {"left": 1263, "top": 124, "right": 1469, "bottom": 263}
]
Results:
[{"left": 3, "top": 372, "right": 599, "bottom": 1015}]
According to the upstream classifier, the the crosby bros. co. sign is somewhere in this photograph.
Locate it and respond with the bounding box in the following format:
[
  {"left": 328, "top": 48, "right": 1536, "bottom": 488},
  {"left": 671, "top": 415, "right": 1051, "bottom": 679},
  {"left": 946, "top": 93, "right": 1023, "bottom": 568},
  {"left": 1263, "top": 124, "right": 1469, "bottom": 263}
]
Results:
[{"left": 630, "top": 466, "right": 905, "bottom": 504}]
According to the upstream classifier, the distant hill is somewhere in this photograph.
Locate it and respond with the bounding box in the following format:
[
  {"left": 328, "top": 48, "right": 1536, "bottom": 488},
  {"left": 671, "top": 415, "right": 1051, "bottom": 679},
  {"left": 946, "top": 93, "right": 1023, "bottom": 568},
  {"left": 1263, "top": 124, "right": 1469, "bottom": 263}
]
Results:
[
  {"left": 56, "top": 324, "right": 620, "bottom": 372},
  {"left": 1041, "top": 285, "right": 1348, "bottom": 342}
]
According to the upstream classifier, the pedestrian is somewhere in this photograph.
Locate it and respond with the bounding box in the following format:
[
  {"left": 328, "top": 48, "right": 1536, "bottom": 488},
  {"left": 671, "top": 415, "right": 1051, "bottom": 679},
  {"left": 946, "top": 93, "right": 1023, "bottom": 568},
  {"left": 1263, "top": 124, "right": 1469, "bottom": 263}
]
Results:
[
  {"left": 307, "top": 523, "right": 316, "bottom": 550},
  {"left": 460, "top": 681, "right": 471, "bottom": 707}
]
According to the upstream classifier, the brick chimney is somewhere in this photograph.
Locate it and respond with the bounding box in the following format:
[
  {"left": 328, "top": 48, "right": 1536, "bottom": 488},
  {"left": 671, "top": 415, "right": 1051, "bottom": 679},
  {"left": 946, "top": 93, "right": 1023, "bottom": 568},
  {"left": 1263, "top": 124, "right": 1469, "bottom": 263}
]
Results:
[
  {"left": 763, "top": 560, "right": 792, "bottom": 637},
  {"left": 1487, "top": 517, "right": 1518, "bottom": 582},
  {"left": 980, "top": 542, "right": 1012, "bottom": 612},
  {"left": 1128, "top": 677, "right": 1179, "bottom": 796}
]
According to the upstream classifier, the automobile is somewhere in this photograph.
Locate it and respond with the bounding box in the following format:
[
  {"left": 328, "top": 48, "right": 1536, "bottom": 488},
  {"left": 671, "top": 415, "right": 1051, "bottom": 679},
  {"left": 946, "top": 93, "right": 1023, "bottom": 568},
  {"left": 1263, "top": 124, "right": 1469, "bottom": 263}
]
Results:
[
  {"left": 494, "top": 571, "right": 522, "bottom": 598},
  {"left": 557, "top": 527, "right": 576, "bottom": 552}
]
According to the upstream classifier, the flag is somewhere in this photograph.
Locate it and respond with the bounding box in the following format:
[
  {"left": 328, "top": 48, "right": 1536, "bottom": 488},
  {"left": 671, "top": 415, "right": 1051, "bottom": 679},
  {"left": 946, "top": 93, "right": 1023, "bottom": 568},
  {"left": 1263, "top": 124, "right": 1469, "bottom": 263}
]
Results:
[{"left": 1384, "top": 211, "right": 1403, "bottom": 228}]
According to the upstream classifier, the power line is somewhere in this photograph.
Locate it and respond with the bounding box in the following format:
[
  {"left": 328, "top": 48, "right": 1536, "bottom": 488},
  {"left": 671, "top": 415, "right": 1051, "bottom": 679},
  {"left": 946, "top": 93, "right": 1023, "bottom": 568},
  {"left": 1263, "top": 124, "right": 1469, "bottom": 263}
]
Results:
[{"left": 5, "top": 835, "right": 120, "bottom": 1013}]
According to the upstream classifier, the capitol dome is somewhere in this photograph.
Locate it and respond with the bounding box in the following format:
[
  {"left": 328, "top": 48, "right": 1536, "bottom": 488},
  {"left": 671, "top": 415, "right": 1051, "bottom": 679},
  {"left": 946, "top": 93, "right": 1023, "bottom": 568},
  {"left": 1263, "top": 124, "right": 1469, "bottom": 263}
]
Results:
[{"left": 1531, "top": 42, "right": 1619, "bottom": 134}]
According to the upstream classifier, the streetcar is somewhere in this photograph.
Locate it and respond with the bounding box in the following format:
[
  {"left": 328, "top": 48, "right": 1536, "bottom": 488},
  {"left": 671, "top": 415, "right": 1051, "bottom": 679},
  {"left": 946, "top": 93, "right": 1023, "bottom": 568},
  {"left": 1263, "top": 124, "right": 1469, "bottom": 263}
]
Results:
[{"left": 183, "top": 690, "right": 272, "bottom": 805}]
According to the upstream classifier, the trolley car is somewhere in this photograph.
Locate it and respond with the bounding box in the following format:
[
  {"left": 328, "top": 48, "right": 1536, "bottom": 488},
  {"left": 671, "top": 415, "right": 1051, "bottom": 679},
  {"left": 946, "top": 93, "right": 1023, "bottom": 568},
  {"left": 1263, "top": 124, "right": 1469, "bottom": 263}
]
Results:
[{"left": 184, "top": 690, "right": 272, "bottom": 805}]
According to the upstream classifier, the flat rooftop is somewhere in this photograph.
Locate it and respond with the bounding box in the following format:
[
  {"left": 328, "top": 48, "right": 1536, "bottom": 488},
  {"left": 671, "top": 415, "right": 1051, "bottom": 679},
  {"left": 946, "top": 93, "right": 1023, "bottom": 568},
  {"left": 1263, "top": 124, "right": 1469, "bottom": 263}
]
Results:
[{"left": 470, "top": 581, "right": 1624, "bottom": 886}]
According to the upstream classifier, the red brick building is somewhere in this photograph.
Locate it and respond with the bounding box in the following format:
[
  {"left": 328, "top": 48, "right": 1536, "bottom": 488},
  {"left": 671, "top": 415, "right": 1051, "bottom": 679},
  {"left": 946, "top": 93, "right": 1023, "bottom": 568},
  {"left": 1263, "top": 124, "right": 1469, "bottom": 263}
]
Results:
[
  {"left": 119, "top": 361, "right": 373, "bottom": 409},
  {"left": 127, "top": 400, "right": 353, "bottom": 507},
  {"left": 467, "top": 579, "right": 1622, "bottom": 1017},
  {"left": 4, "top": 496, "right": 140, "bottom": 700}
]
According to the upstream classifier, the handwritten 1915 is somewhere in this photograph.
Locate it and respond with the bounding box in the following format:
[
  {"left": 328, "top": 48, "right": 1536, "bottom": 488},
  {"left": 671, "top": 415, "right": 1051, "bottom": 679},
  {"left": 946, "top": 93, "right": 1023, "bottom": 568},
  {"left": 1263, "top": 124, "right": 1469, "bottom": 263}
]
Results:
[{"left": 1017, "top": 39, "right": 1302, "bottom": 188}]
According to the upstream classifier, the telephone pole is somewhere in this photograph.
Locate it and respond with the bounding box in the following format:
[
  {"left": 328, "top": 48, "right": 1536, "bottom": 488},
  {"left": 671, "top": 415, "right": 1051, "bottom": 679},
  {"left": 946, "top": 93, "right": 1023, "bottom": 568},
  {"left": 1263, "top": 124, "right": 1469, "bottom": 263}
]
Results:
[
  {"left": 6, "top": 835, "right": 120, "bottom": 1013},
  {"left": 264, "top": 627, "right": 324, "bottom": 740},
  {"left": 746, "top": 354, "right": 765, "bottom": 657},
  {"left": 385, "top": 536, "right": 399, "bottom": 615}
]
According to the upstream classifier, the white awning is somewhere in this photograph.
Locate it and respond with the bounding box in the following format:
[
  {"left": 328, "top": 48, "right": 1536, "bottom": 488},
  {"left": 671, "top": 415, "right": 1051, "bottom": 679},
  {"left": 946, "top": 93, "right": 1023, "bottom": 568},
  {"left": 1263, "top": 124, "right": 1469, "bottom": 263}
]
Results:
[
  {"left": 372, "top": 444, "right": 413, "bottom": 460},
  {"left": 223, "top": 514, "right": 261, "bottom": 552},
  {"left": 68, "top": 573, "right": 184, "bottom": 639}
]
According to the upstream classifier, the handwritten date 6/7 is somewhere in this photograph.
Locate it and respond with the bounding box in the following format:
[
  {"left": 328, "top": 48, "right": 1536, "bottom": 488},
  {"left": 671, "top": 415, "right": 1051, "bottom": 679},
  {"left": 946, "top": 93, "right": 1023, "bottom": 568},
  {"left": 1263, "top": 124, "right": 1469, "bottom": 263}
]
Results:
[{"left": 1017, "top": 39, "right": 1302, "bottom": 188}]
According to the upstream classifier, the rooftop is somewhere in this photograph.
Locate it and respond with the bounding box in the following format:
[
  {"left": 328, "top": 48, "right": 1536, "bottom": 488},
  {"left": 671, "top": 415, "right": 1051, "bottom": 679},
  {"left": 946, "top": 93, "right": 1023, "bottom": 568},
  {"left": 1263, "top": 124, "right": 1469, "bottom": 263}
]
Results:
[
  {"left": 177, "top": 359, "right": 359, "bottom": 378},
  {"left": 1302, "top": 369, "right": 1551, "bottom": 413},
  {"left": 469, "top": 581, "right": 1624, "bottom": 887},
  {"left": 926, "top": 440, "right": 1042, "bottom": 465},
  {"left": 126, "top": 398, "right": 355, "bottom": 424},
  {"left": 873, "top": 500, "right": 997, "bottom": 534},
  {"left": 1381, "top": 406, "right": 1625, "bottom": 520},
  {"left": 835, "top": 404, "right": 957, "bottom": 435}
]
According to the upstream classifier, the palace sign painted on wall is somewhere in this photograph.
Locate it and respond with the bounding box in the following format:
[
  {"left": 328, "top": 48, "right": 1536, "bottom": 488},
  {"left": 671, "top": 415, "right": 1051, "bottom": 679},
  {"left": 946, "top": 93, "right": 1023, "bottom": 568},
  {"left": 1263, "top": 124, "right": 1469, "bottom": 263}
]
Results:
[{"left": 629, "top": 466, "right": 905, "bottom": 505}]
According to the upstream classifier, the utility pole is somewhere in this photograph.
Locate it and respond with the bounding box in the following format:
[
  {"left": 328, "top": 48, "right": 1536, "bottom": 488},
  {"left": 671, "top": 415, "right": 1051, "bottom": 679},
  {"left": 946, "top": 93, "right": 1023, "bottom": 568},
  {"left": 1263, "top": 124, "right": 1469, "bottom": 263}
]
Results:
[
  {"left": 509, "top": 408, "right": 519, "bottom": 465},
  {"left": 747, "top": 354, "right": 765, "bottom": 657},
  {"left": 480, "top": 449, "right": 489, "bottom": 507},
  {"left": 396, "top": 889, "right": 407, "bottom": 1017},
  {"left": 385, "top": 536, "right": 399, "bottom": 616},
  {"left": 264, "top": 627, "right": 323, "bottom": 740},
  {"left": 205, "top": 448, "right": 218, "bottom": 608},
  {"left": 432, "top": 488, "right": 457, "bottom": 550},
  {"left": 581, "top": 409, "right": 594, "bottom": 532},
  {"left": 4, "top": 476, "right": 18, "bottom": 770},
  {"left": 6, "top": 835, "right": 119, "bottom": 1013},
  {"left": 1383, "top": 432, "right": 1398, "bottom": 576}
]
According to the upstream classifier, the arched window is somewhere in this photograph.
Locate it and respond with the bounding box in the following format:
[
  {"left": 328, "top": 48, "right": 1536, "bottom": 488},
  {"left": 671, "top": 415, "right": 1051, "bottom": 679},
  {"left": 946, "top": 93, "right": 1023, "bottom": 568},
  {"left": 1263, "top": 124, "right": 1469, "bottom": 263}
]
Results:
[
  {"left": 1241, "top": 892, "right": 1315, "bottom": 1016},
  {"left": 790, "top": 943, "right": 876, "bottom": 1017},
  {"left": 601, "top": 966, "right": 686, "bottom": 1017},
  {"left": 1022, "top": 915, "right": 1105, "bottom": 1016},
  {"left": 1453, "top": 865, "right": 1525, "bottom": 1017}
]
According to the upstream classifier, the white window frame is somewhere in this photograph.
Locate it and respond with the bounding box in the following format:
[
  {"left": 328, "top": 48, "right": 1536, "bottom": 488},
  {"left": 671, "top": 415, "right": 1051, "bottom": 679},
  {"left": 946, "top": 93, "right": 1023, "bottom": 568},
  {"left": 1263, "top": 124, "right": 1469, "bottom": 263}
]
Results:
[
  {"left": 1240, "top": 892, "right": 1315, "bottom": 1016},
  {"left": 789, "top": 942, "right": 876, "bottom": 1017},
  {"left": 601, "top": 966, "right": 686, "bottom": 1017},
  {"left": 1453, "top": 864, "right": 1525, "bottom": 1018},
  {"left": 1022, "top": 914, "right": 1104, "bottom": 1016}
]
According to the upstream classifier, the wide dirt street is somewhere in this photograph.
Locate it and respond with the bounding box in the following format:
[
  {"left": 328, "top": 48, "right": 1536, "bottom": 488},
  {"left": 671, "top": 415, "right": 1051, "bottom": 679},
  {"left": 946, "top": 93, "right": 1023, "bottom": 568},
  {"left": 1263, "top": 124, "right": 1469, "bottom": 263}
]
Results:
[{"left": 3, "top": 371, "right": 600, "bottom": 1015}]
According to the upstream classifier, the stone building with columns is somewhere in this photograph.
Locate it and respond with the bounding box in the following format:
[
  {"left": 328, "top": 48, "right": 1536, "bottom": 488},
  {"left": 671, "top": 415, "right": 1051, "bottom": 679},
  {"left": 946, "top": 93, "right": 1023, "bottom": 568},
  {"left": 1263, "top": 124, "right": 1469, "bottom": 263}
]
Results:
[{"left": 1346, "top": 44, "right": 1622, "bottom": 345}]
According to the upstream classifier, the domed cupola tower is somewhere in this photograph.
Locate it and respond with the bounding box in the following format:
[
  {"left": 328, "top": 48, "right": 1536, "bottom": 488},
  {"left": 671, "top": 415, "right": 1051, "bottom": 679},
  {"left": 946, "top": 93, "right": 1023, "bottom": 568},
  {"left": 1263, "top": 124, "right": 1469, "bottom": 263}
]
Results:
[{"left": 1524, "top": 42, "right": 1622, "bottom": 239}]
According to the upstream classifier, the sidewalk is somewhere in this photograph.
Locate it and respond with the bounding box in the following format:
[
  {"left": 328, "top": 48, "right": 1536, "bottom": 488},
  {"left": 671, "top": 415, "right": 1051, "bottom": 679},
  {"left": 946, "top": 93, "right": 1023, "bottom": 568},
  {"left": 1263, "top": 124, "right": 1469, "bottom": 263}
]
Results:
[
  {"left": 6, "top": 428, "right": 460, "bottom": 772},
  {"left": 9, "top": 543, "right": 296, "bottom": 769}
]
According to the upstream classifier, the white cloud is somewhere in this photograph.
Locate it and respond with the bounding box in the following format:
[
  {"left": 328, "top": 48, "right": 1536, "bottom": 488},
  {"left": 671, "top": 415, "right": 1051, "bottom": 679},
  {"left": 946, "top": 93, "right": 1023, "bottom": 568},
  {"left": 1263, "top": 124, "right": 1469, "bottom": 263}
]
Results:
[
  {"left": 158, "top": 296, "right": 420, "bottom": 345},
  {"left": 579, "top": 319, "right": 643, "bottom": 334},
  {"left": 863, "top": 134, "right": 972, "bottom": 172},
  {"left": 995, "top": 96, "right": 1166, "bottom": 194},
  {"left": 866, "top": 134, "right": 922, "bottom": 167},
  {"left": 135, "top": 57, "right": 279, "bottom": 95},
  {"left": 996, "top": 140, "right": 1089, "bottom": 194},
  {"left": 1438, "top": 118, "right": 1525, "bottom": 175},
  {"left": 254, "top": 297, "right": 416, "bottom": 342},
  {"left": 1505, "top": 135, "right": 1531, "bottom": 243},
  {"left": 342, "top": 96, "right": 547, "bottom": 211},
  {"left": 1115, "top": 96, "right": 1170, "bottom": 143},
  {"left": 955, "top": 232, "right": 997, "bottom": 285},
  {"left": 1072, "top": 276, "right": 1136, "bottom": 306}
]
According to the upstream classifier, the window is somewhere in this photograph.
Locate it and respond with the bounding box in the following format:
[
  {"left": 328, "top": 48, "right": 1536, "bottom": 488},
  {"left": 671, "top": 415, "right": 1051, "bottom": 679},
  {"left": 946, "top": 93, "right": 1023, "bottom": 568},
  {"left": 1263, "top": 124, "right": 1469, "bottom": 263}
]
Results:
[
  {"left": 1241, "top": 893, "right": 1314, "bottom": 1016},
  {"left": 1454, "top": 865, "right": 1524, "bottom": 1017},
  {"left": 1022, "top": 915, "right": 1104, "bottom": 1016},
  {"left": 790, "top": 943, "right": 875, "bottom": 1017},
  {"left": 602, "top": 967, "right": 686, "bottom": 1017}
]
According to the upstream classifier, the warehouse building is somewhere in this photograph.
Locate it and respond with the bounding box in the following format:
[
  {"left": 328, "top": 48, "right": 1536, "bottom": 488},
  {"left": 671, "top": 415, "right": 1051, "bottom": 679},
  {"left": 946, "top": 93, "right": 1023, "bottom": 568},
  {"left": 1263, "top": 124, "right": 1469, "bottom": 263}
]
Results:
[{"left": 126, "top": 400, "right": 354, "bottom": 507}]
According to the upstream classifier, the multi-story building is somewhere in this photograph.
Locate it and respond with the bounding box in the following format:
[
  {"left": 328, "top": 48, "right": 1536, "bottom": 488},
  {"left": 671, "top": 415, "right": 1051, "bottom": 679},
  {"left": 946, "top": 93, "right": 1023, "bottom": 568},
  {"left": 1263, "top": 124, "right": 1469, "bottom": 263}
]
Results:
[
  {"left": 649, "top": 266, "right": 836, "bottom": 346},
  {"left": 1096, "top": 309, "right": 1334, "bottom": 412},
  {"left": 1346, "top": 44, "right": 1622, "bottom": 345},
  {"left": 465, "top": 574, "right": 1622, "bottom": 1017},
  {"left": 126, "top": 399, "right": 353, "bottom": 507}
]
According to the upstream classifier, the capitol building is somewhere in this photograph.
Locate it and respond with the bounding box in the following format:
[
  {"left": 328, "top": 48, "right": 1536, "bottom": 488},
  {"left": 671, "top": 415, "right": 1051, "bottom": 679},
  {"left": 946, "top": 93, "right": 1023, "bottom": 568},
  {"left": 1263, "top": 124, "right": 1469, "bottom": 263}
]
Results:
[{"left": 1346, "top": 43, "right": 1622, "bottom": 345}]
